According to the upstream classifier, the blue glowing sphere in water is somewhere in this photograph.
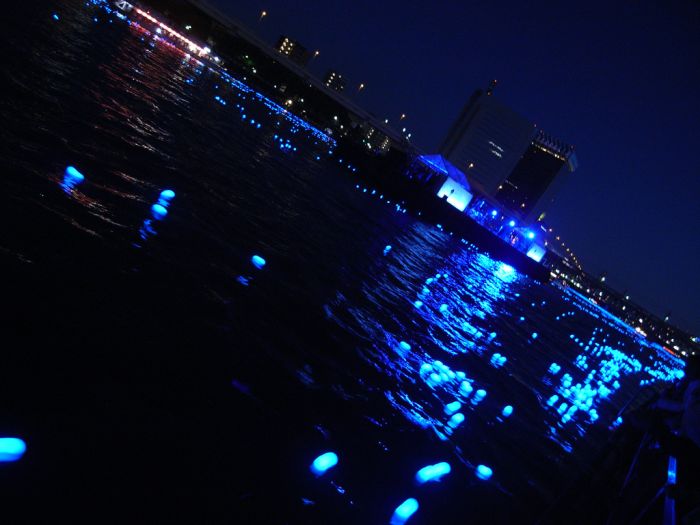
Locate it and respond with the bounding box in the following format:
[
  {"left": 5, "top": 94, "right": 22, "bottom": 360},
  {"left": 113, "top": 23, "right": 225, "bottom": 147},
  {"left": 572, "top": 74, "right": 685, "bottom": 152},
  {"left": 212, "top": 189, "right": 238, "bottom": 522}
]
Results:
[
  {"left": 415, "top": 462, "right": 451, "bottom": 484},
  {"left": 399, "top": 341, "right": 411, "bottom": 352},
  {"left": 159, "top": 189, "right": 176, "bottom": 201},
  {"left": 391, "top": 498, "right": 419, "bottom": 525},
  {"left": 0, "top": 438, "right": 26, "bottom": 462},
  {"left": 476, "top": 464, "right": 493, "bottom": 480},
  {"left": 151, "top": 204, "right": 168, "bottom": 220},
  {"left": 310, "top": 452, "right": 338, "bottom": 476},
  {"left": 502, "top": 405, "right": 514, "bottom": 417},
  {"left": 251, "top": 255, "right": 266, "bottom": 269}
]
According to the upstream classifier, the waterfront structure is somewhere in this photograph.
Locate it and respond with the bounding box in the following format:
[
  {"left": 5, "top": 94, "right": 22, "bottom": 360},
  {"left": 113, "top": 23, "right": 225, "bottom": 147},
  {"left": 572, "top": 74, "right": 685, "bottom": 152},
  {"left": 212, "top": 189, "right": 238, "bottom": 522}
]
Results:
[
  {"left": 495, "top": 130, "right": 577, "bottom": 222},
  {"left": 275, "top": 36, "right": 311, "bottom": 66},
  {"left": 412, "top": 154, "right": 474, "bottom": 211},
  {"left": 324, "top": 70, "right": 346, "bottom": 92}
]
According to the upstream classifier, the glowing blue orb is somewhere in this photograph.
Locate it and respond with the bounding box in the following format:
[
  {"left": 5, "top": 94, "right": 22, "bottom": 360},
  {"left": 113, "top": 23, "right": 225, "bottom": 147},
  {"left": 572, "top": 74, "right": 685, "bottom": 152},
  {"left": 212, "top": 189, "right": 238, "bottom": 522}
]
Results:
[
  {"left": 509, "top": 220, "right": 516, "bottom": 227},
  {"left": 491, "top": 209, "right": 498, "bottom": 217},
  {"left": 0, "top": 438, "right": 26, "bottom": 462},
  {"left": 415, "top": 462, "right": 451, "bottom": 484},
  {"left": 159, "top": 189, "right": 176, "bottom": 201},
  {"left": 399, "top": 341, "right": 411, "bottom": 352},
  {"left": 526, "top": 231, "right": 535, "bottom": 240},
  {"left": 532, "top": 332, "right": 538, "bottom": 339},
  {"left": 439, "top": 304, "right": 448, "bottom": 313},
  {"left": 390, "top": 498, "right": 419, "bottom": 525},
  {"left": 383, "top": 245, "right": 392, "bottom": 255},
  {"left": 65, "top": 166, "right": 85, "bottom": 183},
  {"left": 310, "top": 452, "right": 338, "bottom": 476},
  {"left": 475, "top": 464, "right": 493, "bottom": 480},
  {"left": 444, "top": 401, "right": 462, "bottom": 415},
  {"left": 413, "top": 300, "right": 423, "bottom": 308},
  {"left": 502, "top": 405, "right": 514, "bottom": 417},
  {"left": 151, "top": 203, "right": 168, "bottom": 220},
  {"left": 448, "top": 412, "right": 465, "bottom": 428},
  {"left": 251, "top": 255, "right": 266, "bottom": 269},
  {"left": 52, "top": 13, "right": 60, "bottom": 20}
]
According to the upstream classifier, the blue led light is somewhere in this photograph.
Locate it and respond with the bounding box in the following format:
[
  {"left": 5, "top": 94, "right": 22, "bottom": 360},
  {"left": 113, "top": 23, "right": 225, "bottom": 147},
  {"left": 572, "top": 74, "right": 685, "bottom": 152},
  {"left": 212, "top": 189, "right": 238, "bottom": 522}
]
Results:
[
  {"left": 475, "top": 464, "right": 493, "bottom": 480},
  {"left": 502, "top": 405, "right": 514, "bottom": 417},
  {"left": 390, "top": 498, "right": 419, "bottom": 525},
  {"left": 399, "top": 341, "right": 411, "bottom": 352},
  {"left": 61, "top": 166, "right": 85, "bottom": 192},
  {"left": 0, "top": 438, "right": 26, "bottom": 462},
  {"left": 251, "top": 255, "right": 266, "bottom": 270},
  {"left": 310, "top": 452, "right": 338, "bottom": 476},
  {"left": 415, "top": 462, "right": 451, "bottom": 484},
  {"left": 383, "top": 245, "right": 392, "bottom": 256},
  {"left": 491, "top": 209, "right": 498, "bottom": 217},
  {"left": 509, "top": 220, "right": 516, "bottom": 227},
  {"left": 52, "top": 13, "right": 60, "bottom": 20},
  {"left": 151, "top": 203, "right": 168, "bottom": 220},
  {"left": 444, "top": 401, "right": 462, "bottom": 415},
  {"left": 526, "top": 231, "right": 535, "bottom": 240}
]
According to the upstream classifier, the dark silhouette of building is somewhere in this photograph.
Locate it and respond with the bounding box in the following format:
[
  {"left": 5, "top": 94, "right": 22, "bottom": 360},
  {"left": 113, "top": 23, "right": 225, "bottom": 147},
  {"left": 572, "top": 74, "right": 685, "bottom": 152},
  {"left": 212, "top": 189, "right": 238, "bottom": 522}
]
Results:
[
  {"left": 495, "top": 130, "right": 577, "bottom": 221},
  {"left": 440, "top": 82, "right": 576, "bottom": 223},
  {"left": 324, "top": 70, "right": 345, "bottom": 92},
  {"left": 275, "top": 36, "right": 311, "bottom": 67}
]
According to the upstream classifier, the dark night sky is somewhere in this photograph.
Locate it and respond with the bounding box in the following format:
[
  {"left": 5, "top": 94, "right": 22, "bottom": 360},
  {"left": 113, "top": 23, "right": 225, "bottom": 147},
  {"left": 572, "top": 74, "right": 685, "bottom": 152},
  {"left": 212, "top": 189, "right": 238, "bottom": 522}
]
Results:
[{"left": 212, "top": 0, "right": 700, "bottom": 334}]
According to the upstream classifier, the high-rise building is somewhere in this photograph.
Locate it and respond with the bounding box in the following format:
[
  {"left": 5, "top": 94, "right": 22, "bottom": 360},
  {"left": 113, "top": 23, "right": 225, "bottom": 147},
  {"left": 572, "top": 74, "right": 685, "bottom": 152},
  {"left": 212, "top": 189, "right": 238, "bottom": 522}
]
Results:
[
  {"left": 439, "top": 82, "right": 576, "bottom": 222},
  {"left": 275, "top": 36, "right": 311, "bottom": 67},
  {"left": 324, "top": 70, "right": 345, "bottom": 92},
  {"left": 439, "top": 83, "right": 536, "bottom": 195},
  {"left": 495, "top": 131, "right": 577, "bottom": 221}
]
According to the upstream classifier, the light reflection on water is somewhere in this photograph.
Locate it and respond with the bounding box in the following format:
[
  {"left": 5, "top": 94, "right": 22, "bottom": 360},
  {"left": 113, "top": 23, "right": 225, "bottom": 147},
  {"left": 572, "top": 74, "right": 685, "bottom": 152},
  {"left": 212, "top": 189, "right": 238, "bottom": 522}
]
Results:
[{"left": 326, "top": 222, "right": 683, "bottom": 474}]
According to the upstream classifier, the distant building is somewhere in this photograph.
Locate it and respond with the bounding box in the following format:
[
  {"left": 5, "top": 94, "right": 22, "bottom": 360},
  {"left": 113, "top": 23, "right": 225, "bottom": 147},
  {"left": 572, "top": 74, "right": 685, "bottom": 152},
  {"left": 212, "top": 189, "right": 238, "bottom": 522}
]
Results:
[
  {"left": 275, "top": 36, "right": 311, "bottom": 66},
  {"left": 495, "top": 130, "right": 577, "bottom": 221},
  {"left": 440, "top": 82, "right": 576, "bottom": 223},
  {"left": 359, "top": 123, "right": 391, "bottom": 154},
  {"left": 439, "top": 84, "right": 535, "bottom": 195},
  {"left": 324, "top": 70, "right": 345, "bottom": 92}
]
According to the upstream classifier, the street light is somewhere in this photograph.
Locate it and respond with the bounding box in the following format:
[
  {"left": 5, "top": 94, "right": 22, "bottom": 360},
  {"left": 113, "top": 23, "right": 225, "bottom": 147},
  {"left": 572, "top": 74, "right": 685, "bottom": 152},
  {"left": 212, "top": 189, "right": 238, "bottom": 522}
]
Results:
[
  {"left": 312, "top": 50, "right": 320, "bottom": 60},
  {"left": 400, "top": 113, "right": 406, "bottom": 120},
  {"left": 259, "top": 10, "right": 267, "bottom": 21},
  {"left": 357, "top": 83, "right": 365, "bottom": 92}
]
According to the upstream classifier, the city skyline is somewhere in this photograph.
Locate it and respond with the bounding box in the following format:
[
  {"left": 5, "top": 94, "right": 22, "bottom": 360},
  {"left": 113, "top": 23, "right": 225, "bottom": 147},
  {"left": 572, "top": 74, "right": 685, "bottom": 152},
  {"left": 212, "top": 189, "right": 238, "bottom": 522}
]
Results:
[{"left": 212, "top": 0, "right": 700, "bottom": 333}]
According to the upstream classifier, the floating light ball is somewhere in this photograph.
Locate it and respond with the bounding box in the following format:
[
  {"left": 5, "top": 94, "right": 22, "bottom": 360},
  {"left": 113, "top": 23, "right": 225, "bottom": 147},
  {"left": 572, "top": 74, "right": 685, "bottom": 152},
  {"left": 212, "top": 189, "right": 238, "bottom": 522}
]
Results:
[
  {"left": 251, "top": 255, "right": 266, "bottom": 269},
  {"left": 444, "top": 401, "right": 462, "bottom": 415},
  {"left": 310, "top": 452, "right": 338, "bottom": 476},
  {"left": 502, "top": 405, "right": 514, "bottom": 417},
  {"left": 415, "top": 462, "right": 451, "bottom": 484},
  {"left": 0, "top": 438, "right": 26, "bottom": 462},
  {"left": 151, "top": 203, "right": 168, "bottom": 220},
  {"left": 475, "top": 465, "right": 493, "bottom": 480},
  {"left": 390, "top": 498, "right": 419, "bottom": 525}
]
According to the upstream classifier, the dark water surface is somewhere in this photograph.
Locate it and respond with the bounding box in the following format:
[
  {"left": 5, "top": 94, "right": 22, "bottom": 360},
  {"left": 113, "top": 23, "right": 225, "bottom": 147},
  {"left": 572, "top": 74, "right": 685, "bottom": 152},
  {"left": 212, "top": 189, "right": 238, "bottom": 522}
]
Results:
[{"left": 0, "top": 2, "right": 683, "bottom": 523}]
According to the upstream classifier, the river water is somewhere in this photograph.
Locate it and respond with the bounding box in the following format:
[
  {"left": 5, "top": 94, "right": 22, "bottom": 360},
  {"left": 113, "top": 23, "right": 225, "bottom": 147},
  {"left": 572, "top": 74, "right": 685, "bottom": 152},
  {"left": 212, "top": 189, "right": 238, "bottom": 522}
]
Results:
[{"left": 0, "top": 1, "right": 683, "bottom": 523}]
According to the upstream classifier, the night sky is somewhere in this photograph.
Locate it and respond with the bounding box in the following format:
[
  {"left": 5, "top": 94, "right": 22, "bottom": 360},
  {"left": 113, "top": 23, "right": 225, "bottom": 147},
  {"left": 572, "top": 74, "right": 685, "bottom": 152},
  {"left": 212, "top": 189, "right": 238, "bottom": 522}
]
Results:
[{"left": 212, "top": 0, "right": 700, "bottom": 333}]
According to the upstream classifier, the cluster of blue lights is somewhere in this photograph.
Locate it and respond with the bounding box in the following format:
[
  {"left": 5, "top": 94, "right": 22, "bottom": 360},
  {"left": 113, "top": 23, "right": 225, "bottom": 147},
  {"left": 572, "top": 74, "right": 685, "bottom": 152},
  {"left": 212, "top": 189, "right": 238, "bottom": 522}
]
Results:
[{"left": 354, "top": 184, "right": 408, "bottom": 214}]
